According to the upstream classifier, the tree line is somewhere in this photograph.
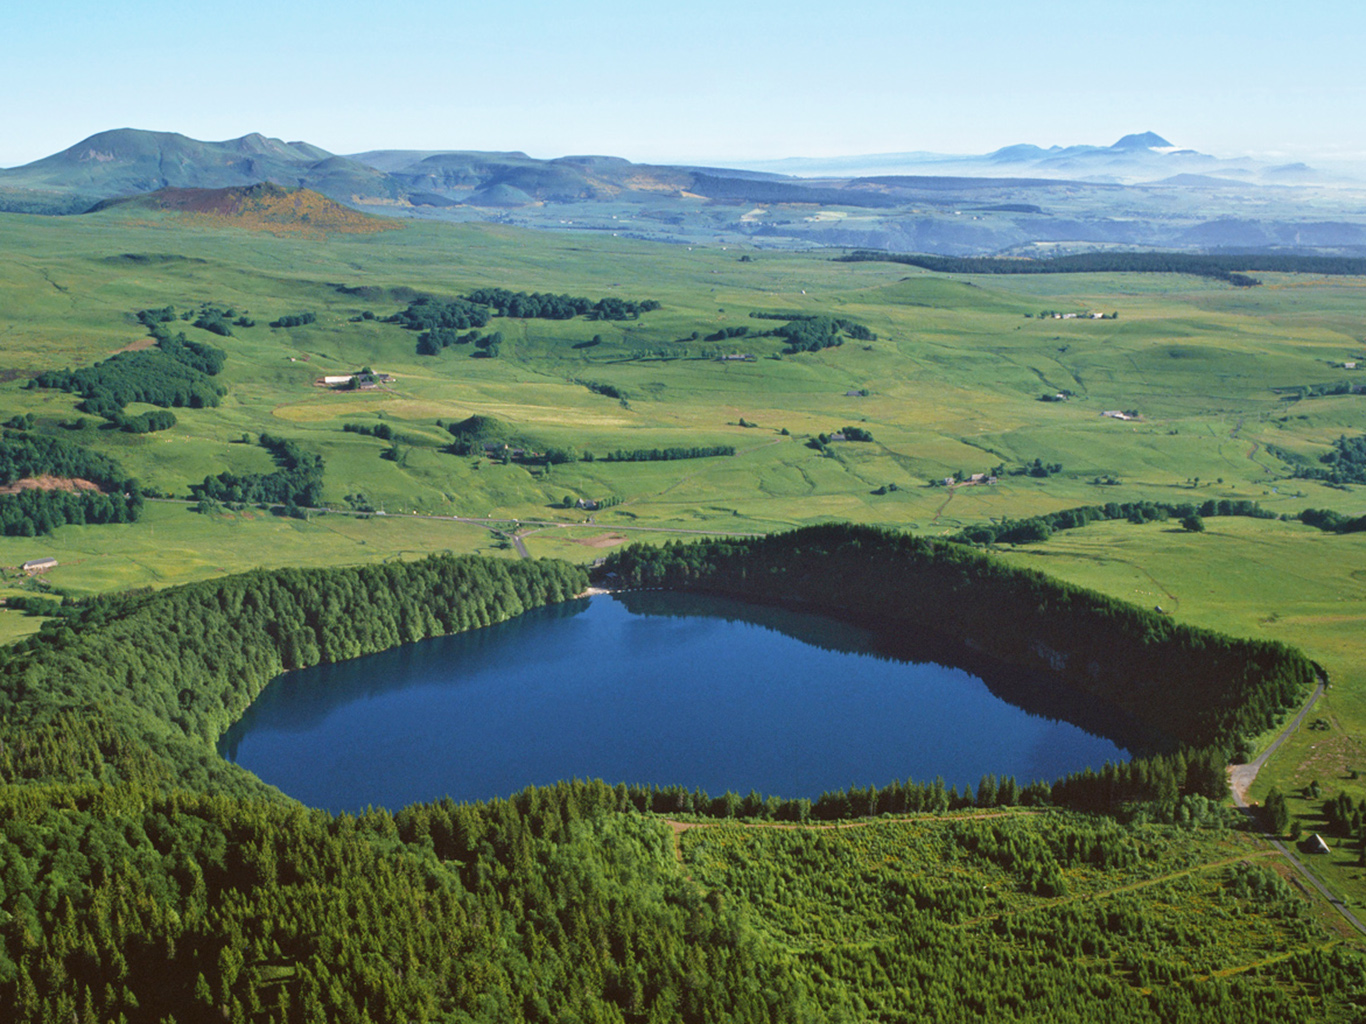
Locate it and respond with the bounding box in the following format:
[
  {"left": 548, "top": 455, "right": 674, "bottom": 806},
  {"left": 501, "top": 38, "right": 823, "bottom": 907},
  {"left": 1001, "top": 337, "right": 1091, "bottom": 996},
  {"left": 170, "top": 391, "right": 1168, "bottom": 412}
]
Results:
[
  {"left": 190, "top": 434, "right": 325, "bottom": 510},
  {"left": 463, "top": 288, "right": 660, "bottom": 321},
  {"left": 949, "top": 498, "right": 1277, "bottom": 546},
  {"left": 835, "top": 250, "right": 1366, "bottom": 284}
]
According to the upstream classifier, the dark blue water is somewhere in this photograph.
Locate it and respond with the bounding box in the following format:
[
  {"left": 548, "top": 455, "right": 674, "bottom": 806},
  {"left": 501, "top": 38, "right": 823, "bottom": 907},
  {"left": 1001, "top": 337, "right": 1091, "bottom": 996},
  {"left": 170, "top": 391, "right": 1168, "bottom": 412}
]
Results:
[{"left": 219, "top": 593, "right": 1139, "bottom": 813}]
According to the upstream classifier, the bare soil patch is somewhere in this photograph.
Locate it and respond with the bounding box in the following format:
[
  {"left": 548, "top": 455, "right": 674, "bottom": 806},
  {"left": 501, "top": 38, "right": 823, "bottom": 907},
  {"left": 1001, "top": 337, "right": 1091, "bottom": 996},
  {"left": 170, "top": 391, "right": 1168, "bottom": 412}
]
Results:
[
  {"left": 0, "top": 476, "right": 102, "bottom": 495},
  {"left": 113, "top": 336, "right": 158, "bottom": 355},
  {"left": 573, "top": 533, "right": 628, "bottom": 549}
]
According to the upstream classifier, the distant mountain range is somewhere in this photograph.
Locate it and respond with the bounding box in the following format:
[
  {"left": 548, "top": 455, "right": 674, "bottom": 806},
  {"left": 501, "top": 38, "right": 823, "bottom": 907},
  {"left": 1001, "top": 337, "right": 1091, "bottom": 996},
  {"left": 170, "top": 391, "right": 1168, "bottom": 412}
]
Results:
[
  {"left": 4, "top": 128, "right": 1366, "bottom": 256},
  {"left": 731, "top": 132, "right": 1352, "bottom": 187}
]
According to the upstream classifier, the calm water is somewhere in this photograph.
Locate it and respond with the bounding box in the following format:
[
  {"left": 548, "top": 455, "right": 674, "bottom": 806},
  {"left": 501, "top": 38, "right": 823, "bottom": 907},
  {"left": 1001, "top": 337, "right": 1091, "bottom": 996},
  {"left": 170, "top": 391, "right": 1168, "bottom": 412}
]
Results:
[{"left": 219, "top": 593, "right": 1142, "bottom": 813}]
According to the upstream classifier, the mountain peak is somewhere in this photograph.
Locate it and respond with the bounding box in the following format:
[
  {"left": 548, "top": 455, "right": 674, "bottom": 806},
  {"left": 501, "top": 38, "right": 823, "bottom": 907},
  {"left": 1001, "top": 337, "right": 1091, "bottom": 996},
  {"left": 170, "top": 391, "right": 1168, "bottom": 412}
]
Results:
[{"left": 1111, "top": 132, "right": 1173, "bottom": 151}]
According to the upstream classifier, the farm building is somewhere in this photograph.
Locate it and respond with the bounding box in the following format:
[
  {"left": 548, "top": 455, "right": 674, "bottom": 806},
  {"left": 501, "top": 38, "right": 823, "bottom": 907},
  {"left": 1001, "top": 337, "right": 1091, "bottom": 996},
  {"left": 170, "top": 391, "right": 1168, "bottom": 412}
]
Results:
[{"left": 22, "top": 557, "right": 57, "bottom": 574}]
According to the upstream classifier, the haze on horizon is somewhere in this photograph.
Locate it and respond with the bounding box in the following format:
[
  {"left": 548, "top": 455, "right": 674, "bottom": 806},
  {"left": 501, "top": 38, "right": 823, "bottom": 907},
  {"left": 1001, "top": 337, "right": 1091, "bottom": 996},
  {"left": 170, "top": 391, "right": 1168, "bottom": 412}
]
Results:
[{"left": 4, "top": 0, "right": 1365, "bottom": 170}]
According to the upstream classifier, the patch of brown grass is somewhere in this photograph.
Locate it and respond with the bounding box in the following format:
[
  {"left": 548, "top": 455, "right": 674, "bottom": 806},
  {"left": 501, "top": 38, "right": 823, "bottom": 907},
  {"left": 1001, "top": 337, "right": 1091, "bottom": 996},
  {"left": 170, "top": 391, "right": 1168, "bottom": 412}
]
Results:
[
  {"left": 0, "top": 476, "right": 101, "bottom": 495},
  {"left": 572, "top": 533, "right": 628, "bottom": 549}
]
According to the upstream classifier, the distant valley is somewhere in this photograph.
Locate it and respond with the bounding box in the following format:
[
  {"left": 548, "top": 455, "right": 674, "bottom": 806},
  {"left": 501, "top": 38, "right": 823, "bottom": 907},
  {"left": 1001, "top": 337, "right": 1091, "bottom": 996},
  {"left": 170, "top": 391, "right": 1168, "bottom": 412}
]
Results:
[{"left": 5, "top": 127, "right": 1366, "bottom": 254}]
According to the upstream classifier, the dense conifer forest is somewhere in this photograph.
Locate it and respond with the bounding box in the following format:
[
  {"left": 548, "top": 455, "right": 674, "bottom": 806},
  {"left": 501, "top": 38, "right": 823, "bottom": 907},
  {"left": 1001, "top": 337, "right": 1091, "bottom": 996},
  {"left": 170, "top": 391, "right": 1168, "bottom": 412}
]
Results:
[{"left": 0, "top": 533, "right": 1361, "bottom": 1021}]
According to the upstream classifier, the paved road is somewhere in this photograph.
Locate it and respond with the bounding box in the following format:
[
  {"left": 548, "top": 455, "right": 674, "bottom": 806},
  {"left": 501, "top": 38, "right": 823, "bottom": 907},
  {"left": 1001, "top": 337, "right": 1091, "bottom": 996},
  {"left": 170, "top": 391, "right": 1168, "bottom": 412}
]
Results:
[{"left": 1229, "top": 676, "right": 1366, "bottom": 938}]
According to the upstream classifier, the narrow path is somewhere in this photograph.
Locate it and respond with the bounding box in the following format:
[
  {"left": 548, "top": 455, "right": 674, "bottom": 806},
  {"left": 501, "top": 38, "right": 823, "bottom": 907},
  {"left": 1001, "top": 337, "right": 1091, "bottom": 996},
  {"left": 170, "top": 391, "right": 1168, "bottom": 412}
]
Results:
[
  {"left": 930, "top": 487, "right": 955, "bottom": 524},
  {"left": 511, "top": 534, "right": 530, "bottom": 559},
  {"left": 1229, "top": 678, "right": 1325, "bottom": 806},
  {"left": 1227, "top": 676, "right": 1366, "bottom": 938}
]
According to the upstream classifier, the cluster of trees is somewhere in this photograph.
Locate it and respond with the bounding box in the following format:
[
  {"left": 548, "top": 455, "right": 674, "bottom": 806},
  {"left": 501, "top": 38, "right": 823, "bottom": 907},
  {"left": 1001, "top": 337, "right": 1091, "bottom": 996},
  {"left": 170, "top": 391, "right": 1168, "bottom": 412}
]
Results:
[
  {"left": 950, "top": 498, "right": 1278, "bottom": 546},
  {"left": 837, "top": 250, "right": 1366, "bottom": 284},
  {"left": 416, "top": 327, "right": 495, "bottom": 355},
  {"left": 705, "top": 325, "right": 750, "bottom": 341},
  {"left": 599, "top": 524, "right": 1315, "bottom": 753},
  {"left": 1299, "top": 507, "right": 1366, "bottom": 534},
  {"left": 192, "top": 307, "right": 235, "bottom": 336},
  {"left": 680, "top": 813, "right": 1353, "bottom": 1021},
  {"left": 0, "top": 431, "right": 142, "bottom": 535},
  {"left": 576, "top": 379, "right": 627, "bottom": 401},
  {"left": 1293, "top": 433, "right": 1366, "bottom": 485},
  {"left": 190, "top": 434, "right": 325, "bottom": 509},
  {"left": 462, "top": 288, "right": 660, "bottom": 321},
  {"left": 0, "top": 431, "right": 131, "bottom": 491},
  {"left": 341, "top": 422, "right": 395, "bottom": 440},
  {"left": 767, "top": 315, "right": 876, "bottom": 354},
  {"left": 110, "top": 408, "right": 177, "bottom": 433},
  {"left": 388, "top": 297, "right": 490, "bottom": 334},
  {"left": 1014, "top": 457, "right": 1063, "bottom": 477},
  {"left": 269, "top": 312, "right": 317, "bottom": 328},
  {"left": 151, "top": 326, "right": 228, "bottom": 375},
  {"left": 596, "top": 445, "right": 735, "bottom": 462}
]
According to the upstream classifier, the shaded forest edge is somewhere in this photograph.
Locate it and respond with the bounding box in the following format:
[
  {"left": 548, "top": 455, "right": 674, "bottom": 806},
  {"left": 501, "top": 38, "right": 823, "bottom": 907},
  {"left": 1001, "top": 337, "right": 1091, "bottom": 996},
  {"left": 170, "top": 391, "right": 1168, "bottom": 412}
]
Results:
[{"left": 598, "top": 523, "right": 1315, "bottom": 756}]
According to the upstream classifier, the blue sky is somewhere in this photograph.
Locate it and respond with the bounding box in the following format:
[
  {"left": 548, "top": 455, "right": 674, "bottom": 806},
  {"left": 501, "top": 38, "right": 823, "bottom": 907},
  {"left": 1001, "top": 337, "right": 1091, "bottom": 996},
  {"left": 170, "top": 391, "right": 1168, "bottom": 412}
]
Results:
[{"left": 4, "top": 0, "right": 1364, "bottom": 167}]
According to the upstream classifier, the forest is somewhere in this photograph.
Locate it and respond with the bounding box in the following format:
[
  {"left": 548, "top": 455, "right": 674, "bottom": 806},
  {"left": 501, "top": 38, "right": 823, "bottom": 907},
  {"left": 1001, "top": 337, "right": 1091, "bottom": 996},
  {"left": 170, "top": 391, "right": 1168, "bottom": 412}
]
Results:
[{"left": 0, "top": 537, "right": 1361, "bottom": 1021}]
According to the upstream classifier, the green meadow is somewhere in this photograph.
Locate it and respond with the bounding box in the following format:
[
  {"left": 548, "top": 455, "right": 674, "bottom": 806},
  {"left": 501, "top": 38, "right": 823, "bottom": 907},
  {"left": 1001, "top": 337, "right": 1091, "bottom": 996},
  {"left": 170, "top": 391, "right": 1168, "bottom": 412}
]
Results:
[{"left": 4, "top": 205, "right": 1366, "bottom": 911}]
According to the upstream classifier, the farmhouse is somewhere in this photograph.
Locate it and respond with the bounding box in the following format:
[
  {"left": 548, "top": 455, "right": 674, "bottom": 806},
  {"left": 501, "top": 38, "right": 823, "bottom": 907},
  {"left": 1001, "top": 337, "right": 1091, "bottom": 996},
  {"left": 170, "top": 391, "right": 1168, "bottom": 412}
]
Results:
[
  {"left": 22, "top": 557, "right": 57, "bottom": 574},
  {"left": 1101, "top": 410, "right": 1136, "bottom": 421}
]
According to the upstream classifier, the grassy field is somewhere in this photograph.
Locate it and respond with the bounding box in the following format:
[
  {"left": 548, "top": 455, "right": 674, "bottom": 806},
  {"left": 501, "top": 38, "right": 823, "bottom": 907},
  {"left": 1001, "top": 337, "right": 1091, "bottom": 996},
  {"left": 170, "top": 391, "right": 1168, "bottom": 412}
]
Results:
[{"left": 3, "top": 204, "right": 1366, "bottom": 909}]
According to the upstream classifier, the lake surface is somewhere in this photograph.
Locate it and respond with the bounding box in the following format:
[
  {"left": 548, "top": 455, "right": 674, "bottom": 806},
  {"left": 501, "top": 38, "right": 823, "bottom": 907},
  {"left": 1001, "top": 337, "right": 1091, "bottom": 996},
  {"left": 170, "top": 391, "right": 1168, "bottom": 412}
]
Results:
[{"left": 219, "top": 592, "right": 1139, "bottom": 813}]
